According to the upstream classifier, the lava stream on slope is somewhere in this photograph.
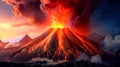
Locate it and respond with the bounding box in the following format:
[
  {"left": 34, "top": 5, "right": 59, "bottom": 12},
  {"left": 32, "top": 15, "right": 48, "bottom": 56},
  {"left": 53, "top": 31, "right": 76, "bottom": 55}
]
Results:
[{"left": 7, "top": 28, "right": 100, "bottom": 62}]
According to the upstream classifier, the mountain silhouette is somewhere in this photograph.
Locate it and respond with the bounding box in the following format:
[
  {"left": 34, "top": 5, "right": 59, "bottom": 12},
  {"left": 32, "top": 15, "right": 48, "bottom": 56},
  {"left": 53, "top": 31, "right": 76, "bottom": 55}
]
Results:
[
  {"left": 0, "top": 40, "right": 9, "bottom": 49},
  {"left": 19, "top": 34, "right": 32, "bottom": 45}
]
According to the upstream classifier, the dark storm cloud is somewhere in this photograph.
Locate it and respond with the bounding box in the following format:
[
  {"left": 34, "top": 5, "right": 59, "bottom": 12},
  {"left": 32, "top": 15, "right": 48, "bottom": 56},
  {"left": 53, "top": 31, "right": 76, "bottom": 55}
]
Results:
[{"left": 3, "top": 0, "right": 46, "bottom": 24}]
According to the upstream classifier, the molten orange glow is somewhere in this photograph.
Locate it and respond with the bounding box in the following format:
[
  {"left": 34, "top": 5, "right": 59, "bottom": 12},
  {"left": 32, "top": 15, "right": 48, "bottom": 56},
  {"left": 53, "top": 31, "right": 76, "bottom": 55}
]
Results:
[
  {"left": 51, "top": 15, "right": 64, "bottom": 28},
  {"left": 13, "top": 28, "right": 100, "bottom": 61},
  {"left": 51, "top": 23, "right": 64, "bottom": 28},
  {"left": 49, "top": 4, "right": 70, "bottom": 29}
]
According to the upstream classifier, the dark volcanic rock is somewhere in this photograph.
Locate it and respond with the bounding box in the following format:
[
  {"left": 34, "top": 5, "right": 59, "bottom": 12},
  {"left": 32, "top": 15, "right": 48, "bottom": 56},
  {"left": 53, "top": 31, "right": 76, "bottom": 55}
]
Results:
[{"left": 0, "top": 61, "right": 108, "bottom": 67}]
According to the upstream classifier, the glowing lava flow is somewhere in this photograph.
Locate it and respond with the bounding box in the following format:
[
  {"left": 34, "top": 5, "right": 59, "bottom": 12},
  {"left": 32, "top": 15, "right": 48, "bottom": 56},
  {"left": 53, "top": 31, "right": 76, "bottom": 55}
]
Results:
[{"left": 8, "top": 23, "right": 100, "bottom": 62}]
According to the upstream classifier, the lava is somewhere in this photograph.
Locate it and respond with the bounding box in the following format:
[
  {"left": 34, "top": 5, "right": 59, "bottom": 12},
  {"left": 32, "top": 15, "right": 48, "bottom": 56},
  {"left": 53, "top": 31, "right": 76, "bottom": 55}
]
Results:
[{"left": 7, "top": 27, "right": 100, "bottom": 62}]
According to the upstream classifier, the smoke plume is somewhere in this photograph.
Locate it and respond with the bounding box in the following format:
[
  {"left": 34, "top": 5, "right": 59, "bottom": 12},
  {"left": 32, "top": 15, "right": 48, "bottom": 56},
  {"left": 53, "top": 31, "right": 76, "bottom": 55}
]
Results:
[
  {"left": 103, "top": 35, "right": 120, "bottom": 53},
  {"left": 3, "top": 0, "right": 103, "bottom": 34},
  {"left": 3, "top": 0, "right": 46, "bottom": 24}
]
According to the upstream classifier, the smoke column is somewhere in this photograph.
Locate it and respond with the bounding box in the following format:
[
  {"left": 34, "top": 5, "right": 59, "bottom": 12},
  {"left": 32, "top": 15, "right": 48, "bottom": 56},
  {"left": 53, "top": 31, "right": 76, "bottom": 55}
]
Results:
[{"left": 3, "top": 0, "right": 103, "bottom": 35}]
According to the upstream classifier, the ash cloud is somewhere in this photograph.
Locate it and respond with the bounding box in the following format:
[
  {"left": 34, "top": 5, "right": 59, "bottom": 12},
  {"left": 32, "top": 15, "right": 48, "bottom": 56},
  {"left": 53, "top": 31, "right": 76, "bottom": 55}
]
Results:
[
  {"left": 3, "top": 0, "right": 103, "bottom": 29},
  {"left": 3, "top": 0, "right": 46, "bottom": 24}
]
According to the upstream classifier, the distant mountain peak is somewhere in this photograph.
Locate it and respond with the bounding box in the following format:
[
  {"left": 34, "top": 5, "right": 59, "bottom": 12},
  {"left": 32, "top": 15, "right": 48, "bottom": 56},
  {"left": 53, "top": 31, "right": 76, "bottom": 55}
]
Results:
[
  {"left": 0, "top": 40, "right": 9, "bottom": 49},
  {"left": 19, "top": 34, "right": 32, "bottom": 45},
  {"left": 23, "top": 34, "right": 31, "bottom": 39},
  {"left": 0, "top": 40, "right": 3, "bottom": 44}
]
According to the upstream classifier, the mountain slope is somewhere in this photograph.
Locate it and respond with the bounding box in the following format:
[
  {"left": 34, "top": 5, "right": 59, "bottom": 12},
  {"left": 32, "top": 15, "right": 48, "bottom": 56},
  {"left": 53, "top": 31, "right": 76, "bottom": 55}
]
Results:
[
  {"left": 4, "top": 28, "right": 100, "bottom": 62},
  {"left": 19, "top": 34, "right": 32, "bottom": 45},
  {"left": 4, "top": 34, "right": 32, "bottom": 49},
  {"left": 0, "top": 40, "right": 9, "bottom": 49}
]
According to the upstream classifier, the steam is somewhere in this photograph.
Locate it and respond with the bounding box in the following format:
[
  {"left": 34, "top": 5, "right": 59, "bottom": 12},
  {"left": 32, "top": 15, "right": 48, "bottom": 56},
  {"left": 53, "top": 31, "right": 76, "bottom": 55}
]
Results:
[
  {"left": 76, "top": 34, "right": 120, "bottom": 64},
  {"left": 103, "top": 35, "right": 120, "bottom": 53},
  {"left": 75, "top": 52, "right": 102, "bottom": 64},
  {"left": 90, "top": 54, "right": 102, "bottom": 63},
  {"left": 76, "top": 52, "right": 90, "bottom": 61}
]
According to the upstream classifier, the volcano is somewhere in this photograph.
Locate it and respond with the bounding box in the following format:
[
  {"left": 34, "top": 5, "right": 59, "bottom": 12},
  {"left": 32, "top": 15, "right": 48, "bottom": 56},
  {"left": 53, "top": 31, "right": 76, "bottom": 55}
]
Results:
[{"left": 4, "top": 28, "right": 100, "bottom": 62}]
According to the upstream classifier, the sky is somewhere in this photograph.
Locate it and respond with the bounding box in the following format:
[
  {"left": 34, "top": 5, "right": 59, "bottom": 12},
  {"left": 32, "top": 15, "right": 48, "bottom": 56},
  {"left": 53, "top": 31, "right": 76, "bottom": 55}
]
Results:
[
  {"left": 91, "top": 0, "right": 120, "bottom": 35},
  {"left": 0, "top": 0, "right": 120, "bottom": 42},
  {"left": 0, "top": 0, "right": 46, "bottom": 42}
]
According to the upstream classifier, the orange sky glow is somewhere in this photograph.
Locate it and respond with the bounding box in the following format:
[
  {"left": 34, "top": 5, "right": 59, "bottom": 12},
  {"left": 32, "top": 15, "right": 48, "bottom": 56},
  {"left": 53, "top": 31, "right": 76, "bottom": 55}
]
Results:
[
  {"left": 0, "top": 17, "right": 46, "bottom": 42},
  {"left": 0, "top": 0, "right": 49, "bottom": 42}
]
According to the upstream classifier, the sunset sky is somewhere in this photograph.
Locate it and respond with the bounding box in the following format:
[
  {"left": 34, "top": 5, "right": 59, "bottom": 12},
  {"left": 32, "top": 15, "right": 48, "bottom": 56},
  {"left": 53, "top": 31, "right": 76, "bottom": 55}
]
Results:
[{"left": 0, "top": 0, "right": 45, "bottom": 42}]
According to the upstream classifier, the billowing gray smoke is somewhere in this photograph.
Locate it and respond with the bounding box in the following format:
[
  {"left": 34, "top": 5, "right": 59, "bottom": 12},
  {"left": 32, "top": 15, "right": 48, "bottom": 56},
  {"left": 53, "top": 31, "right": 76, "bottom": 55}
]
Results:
[
  {"left": 3, "top": 0, "right": 46, "bottom": 24},
  {"left": 103, "top": 35, "right": 120, "bottom": 53},
  {"left": 3, "top": 0, "right": 103, "bottom": 30},
  {"left": 3, "top": 0, "right": 104, "bottom": 36}
]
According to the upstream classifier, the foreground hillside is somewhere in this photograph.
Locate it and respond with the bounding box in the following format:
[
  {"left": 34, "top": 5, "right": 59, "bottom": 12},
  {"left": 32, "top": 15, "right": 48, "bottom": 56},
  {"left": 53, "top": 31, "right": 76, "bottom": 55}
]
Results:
[{"left": 0, "top": 61, "right": 108, "bottom": 67}]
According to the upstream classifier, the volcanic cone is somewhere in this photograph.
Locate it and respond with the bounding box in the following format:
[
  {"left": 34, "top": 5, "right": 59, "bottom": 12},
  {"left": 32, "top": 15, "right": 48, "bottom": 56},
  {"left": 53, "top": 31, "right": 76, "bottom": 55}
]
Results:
[{"left": 8, "top": 28, "right": 100, "bottom": 62}]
